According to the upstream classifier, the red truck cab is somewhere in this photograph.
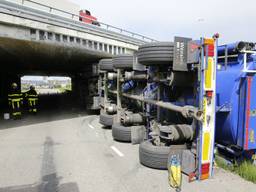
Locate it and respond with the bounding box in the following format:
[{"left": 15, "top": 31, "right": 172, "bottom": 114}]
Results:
[{"left": 79, "top": 10, "right": 100, "bottom": 26}]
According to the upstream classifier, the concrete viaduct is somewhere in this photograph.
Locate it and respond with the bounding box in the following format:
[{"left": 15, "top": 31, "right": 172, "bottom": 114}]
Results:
[{"left": 0, "top": 0, "right": 155, "bottom": 109}]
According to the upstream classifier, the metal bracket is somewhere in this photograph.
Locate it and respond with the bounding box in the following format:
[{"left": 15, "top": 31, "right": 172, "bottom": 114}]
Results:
[{"left": 241, "top": 50, "right": 256, "bottom": 73}]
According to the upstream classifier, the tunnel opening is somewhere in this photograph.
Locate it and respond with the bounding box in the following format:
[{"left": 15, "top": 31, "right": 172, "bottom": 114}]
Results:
[
  {"left": 0, "top": 13, "right": 114, "bottom": 128},
  {"left": 21, "top": 76, "right": 72, "bottom": 95},
  {"left": 21, "top": 75, "right": 73, "bottom": 111},
  {"left": 0, "top": 68, "right": 100, "bottom": 129}
]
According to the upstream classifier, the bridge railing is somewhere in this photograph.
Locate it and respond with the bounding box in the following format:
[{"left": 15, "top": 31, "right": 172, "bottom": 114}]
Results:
[{"left": 13, "top": 0, "right": 156, "bottom": 43}]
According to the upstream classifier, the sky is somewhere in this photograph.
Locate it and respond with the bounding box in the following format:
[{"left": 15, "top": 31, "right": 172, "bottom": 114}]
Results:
[{"left": 70, "top": 0, "right": 256, "bottom": 44}]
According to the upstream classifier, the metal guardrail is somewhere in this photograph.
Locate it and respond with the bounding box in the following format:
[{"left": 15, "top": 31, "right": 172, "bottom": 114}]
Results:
[
  {"left": 15, "top": 0, "right": 156, "bottom": 43},
  {"left": 0, "top": 1, "right": 144, "bottom": 47}
]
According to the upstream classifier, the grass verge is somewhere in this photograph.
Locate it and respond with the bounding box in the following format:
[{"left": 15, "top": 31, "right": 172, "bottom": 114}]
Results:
[{"left": 215, "top": 155, "right": 256, "bottom": 184}]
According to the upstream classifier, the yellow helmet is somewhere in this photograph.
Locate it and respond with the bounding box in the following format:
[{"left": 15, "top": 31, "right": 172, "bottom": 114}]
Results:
[{"left": 11, "top": 83, "right": 17, "bottom": 88}]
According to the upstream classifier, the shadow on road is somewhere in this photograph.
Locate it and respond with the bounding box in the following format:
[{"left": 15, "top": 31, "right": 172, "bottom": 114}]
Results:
[
  {"left": 0, "top": 179, "right": 80, "bottom": 192},
  {"left": 0, "top": 137, "right": 80, "bottom": 192}
]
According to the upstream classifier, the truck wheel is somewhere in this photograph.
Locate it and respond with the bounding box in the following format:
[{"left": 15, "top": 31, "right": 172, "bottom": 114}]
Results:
[
  {"left": 99, "top": 112, "right": 114, "bottom": 127},
  {"left": 112, "top": 123, "right": 132, "bottom": 142},
  {"left": 113, "top": 54, "right": 133, "bottom": 69},
  {"left": 99, "top": 59, "right": 113, "bottom": 71},
  {"left": 139, "top": 140, "right": 187, "bottom": 170},
  {"left": 137, "top": 42, "right": 174, "bottom": 66}
]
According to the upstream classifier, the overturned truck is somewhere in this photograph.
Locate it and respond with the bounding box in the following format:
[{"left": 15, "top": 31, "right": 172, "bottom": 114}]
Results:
[{"left": 98, "top": 35, "right": 219, "bottom": 181}]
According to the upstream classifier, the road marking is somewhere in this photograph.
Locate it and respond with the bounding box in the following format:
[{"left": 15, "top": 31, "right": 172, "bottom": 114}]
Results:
[
  {"left": 111, "top": 146, "right": 124, "bottom": 157},
  {"left": 88, "top": 123, "right": 95, "bottom": 130}
]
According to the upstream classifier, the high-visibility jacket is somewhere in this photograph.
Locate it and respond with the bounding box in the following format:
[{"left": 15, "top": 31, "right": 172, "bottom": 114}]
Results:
[
  {"left": 8, "top": 90, "right": 23, "bottom": 107},
  {"left": 25, "top": 90, "right": 38, "bottom": 100},
  {"left": 8, "top": 89, "right": 23, "bottom": 116},
  {"left": 25, "top": 89, "right": 38, "bottom": 112}
]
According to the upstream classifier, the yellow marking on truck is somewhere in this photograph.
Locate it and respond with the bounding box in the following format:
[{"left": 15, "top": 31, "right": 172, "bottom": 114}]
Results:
[
  {"left": 203, "top": 98, "right": 207, "bottom": 126},
  {"left": 205, "top": 57, "right": 213, "bottom": 89},
  {"left": 203, "top": 132, "right": 210, "bottom": 161},
  {"left": 250, "top": 130, "right": 255, "bottom": 143}
]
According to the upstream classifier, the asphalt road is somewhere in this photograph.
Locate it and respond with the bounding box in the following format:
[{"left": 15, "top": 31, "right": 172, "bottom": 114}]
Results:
[{"left": 0, "top": 114, "right": 255, "bottom": 192}]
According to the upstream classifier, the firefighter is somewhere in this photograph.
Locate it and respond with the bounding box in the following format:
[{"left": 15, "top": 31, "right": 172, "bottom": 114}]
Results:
[
  {"left": 25, "top": 85, "right": 38, "bottom": 114},
  {"left": 8, "top": 83, "right": 23, "bottom": 119}
]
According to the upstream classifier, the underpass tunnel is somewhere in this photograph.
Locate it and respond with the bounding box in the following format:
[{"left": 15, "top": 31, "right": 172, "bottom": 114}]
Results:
[
  {"left": 0, "top": 67, "right": 97, "bottom": 111},
  {"left": 0, "top": 59, "right": 102, "bottom": 127},
  {"left": 0, "top": 70, "right": 100, "bottom": 127},
  {"left": 29, "top": 71, "right": 99, "bottom": 112},
  {"left": 0, "top": 36, "right": 109, "bottom": 126},
  {"left": 21, "top": 75, "right": 74, "bottom": 111}
]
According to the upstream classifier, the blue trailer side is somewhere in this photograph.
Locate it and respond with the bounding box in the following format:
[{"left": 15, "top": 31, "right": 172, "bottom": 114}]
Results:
[{"left": 216, "top": 43, "right": 256, "bottom": 159}]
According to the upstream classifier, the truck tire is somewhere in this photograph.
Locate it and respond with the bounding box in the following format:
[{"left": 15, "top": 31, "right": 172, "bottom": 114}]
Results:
[
  {"left": 99, "top": 59, "right": 113, "bottom": 71},
  {"left": 113, "top": 54, "right": 133, "bottom": 69},
  {"left": 137, "top": 42, "right": 174, "bottom": 66},
  {"left": 112, "top": 123, "right": 131, "bottom": 142},
  {"left": 133, "top": 51, "right": 146, "bottom": 71},
  {"left": 99, "top": 112, "right": 113, "bottom": 127},
  {"left": 139, "top": 140, "right": 187, "bottom": 170}
]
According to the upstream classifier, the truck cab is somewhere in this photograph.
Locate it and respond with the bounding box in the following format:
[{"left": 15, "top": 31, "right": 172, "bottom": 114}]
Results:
[{"left": 79, "top": 9, "right": 100, "bottom": 26}]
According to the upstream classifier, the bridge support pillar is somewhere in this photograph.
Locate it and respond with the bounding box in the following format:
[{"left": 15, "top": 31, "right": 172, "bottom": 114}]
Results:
[{"left": 72, "top": 74, "right": 89, "bottom": 109}]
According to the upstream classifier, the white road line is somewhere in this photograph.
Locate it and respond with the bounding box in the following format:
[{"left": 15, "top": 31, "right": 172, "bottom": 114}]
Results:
[
  {"left": 88, "top": 123, "right": 95, "bottom": 130},
  {"left": 111, "top": 146, "right": 124, "bottom": 157}
]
